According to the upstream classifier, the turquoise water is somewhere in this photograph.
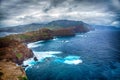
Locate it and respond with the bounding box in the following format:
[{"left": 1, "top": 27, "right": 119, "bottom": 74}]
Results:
[{"left": 24, "top": 28, "right": 120, "bottom": 80}]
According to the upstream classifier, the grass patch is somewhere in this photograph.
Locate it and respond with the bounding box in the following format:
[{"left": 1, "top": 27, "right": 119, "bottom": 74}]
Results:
[
  {"left": 18, "top": 76, "right": 28, "bottom": 80},
  {"left": 16, "top": 53, "right": 23, "bottom": 59},
  {"left": 18, "top": 35, "right": 30, "bottom": 40}
]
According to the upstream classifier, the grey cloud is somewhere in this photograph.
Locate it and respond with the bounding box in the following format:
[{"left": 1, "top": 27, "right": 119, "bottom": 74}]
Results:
[
  {"left": 50, "top": 0, "right": 65, "bottom": 7},
  {"left": 0, "top": 0, "right": 120, "bottom": 27}
]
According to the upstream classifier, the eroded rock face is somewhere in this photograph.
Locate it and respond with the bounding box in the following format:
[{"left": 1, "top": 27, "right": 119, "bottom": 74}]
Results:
[
  {"left": 0, "top": 38, "right": 33, "bottom": 64},
  {"left": 0, "top": 60, "right": 27, "bottom": 80},
  {"left": 52, "top": 25, "right": 91, "bottom": 37},
  {"left": 0, "top": 32, "right": 34, "bottom": 80}
]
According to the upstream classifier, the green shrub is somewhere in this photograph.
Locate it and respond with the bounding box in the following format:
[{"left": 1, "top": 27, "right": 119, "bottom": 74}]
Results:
[
  {"left": 18, "top": 76, "right": 28, "bottom": 80},
  {"left": 16, "top": 53, "right": 23, "bottom": 59}
]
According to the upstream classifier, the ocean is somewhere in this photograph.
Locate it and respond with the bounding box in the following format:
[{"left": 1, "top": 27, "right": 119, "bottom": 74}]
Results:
[{"left": 24, "top": 27, "right": 120, "bottom": 80}]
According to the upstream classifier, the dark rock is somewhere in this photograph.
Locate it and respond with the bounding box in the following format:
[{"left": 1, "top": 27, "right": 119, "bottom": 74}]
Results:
[{"left": 34, "top": 57, "right": 38, "bottom": 61}]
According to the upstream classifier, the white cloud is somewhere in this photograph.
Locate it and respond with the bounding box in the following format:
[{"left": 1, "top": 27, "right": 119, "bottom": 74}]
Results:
[
  {"left": 0, "top": 0, "right": 119, "bottom": 27},
  {"left": 111, "top": 21, "right": 120, "bottom": 27},
  {"left": 1, "top": 10, "right": 115, "bottom": 26}
]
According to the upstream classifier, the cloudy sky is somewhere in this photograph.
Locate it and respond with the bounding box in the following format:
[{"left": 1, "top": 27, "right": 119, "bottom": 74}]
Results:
[{"left": 0, "top": 0, "right": 120, "bottom": 27}]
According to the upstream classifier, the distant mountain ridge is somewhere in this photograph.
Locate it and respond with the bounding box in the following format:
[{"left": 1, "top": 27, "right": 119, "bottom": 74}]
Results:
[
  {"left": 91, "top": 24, "right": 120, "bottom": 30},
  {"left": 46, "top": 20, "right": 84, "bottom": 27},
  {"left": 0, "top": 23, "right": 45, "bottom": 33},
  {"left": 0, "top": 20, "right": 90, "bottom": 33}
]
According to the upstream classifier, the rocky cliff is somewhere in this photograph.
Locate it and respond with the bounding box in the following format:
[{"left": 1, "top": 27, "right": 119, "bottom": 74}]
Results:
[
  {"left": 53, "top": 25, "right": 90, "bottom": 37},
  {"left": 0, "top": 37, "right": 33, "bottom": 65},
  {"left": 0, "top": 37, "right": 33, "bottom": 80}
]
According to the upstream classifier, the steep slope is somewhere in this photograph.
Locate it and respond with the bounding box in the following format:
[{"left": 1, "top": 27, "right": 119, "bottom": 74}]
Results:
[
  {"left": 0, "top": 37, "right": 33, "bottom": 64},
  {"left": 0, "top": 60, "right": 27, "bottom": 80}
]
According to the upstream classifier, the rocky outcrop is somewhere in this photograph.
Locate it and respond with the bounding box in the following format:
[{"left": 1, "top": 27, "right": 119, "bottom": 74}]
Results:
[
  {"left": 0, "top": 37, "right": 33, "bottom": 65},
  {"left": 0, "top": 37, "right": 33, "bottom": 80},
  {"left": 0, "top": 60, "right": 27, "bottom": 80}
]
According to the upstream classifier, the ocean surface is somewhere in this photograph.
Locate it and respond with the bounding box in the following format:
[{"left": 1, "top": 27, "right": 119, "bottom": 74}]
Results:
[{"left": 24, "top": 28, "right": 120, "bottom": 80}]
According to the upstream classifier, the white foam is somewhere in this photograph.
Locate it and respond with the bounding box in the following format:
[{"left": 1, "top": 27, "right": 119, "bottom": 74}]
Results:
[
  {"left": 23, "top": 58, "right": 35, "bottom": 66},
  {"left": 53, "top": 38, "right": 58, "bottom": 41},
  {"left": 33, "top": 51, "right": 62, "bottom": 55},
  {"left": 23, "top": 52, "right": 82, "bottom": 69},
  {"left": 64, "top": 56, "right": 80, "bottom": 60},
  {"left": 27, "top": 41, "right": 44, "bottom": 48},
  {"left": 33, "top": 40, "right": 44, "bottom": 44},
  {"left": 23, "top": 51, "right": 62, "bottom": 66},
  {"left": 64, "top": 59, "right": 82, "bottom": 65},
  {"left": 27, "top": 43, "right": 41, "bottom": 48},
  {"left": 32, "top": 51, "right": 62, "bottom": 61},
  {"left": 64, "top": 56, "right": 82, "bottom": 65}
]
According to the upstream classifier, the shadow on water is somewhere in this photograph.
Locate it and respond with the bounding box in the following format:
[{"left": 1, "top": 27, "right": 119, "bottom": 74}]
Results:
[{"left": 108, "top": 30, "right": 120, "bottom": 62}]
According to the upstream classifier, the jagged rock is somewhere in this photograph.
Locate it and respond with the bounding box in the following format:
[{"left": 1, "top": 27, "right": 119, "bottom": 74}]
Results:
[{"left": 33, "top": 57, "right": 38, "bottom": 61}]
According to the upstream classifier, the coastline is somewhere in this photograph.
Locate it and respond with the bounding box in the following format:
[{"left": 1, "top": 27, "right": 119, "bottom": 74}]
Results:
[{"left": 0, "top": 26, "right": 91, "bottom": 80}]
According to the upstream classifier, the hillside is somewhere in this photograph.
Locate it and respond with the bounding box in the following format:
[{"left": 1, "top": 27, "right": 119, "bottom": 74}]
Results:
[{"left": 0, "top": 20, "right": 91, "bottom": 33}]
